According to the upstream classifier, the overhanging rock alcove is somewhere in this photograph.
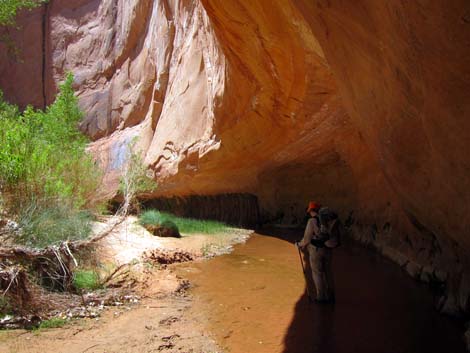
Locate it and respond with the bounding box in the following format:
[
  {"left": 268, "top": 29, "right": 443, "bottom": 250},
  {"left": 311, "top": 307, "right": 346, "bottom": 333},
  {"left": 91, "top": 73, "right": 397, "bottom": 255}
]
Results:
[{"left": 1, "top": 0, "right": 469, "bottom": 329}]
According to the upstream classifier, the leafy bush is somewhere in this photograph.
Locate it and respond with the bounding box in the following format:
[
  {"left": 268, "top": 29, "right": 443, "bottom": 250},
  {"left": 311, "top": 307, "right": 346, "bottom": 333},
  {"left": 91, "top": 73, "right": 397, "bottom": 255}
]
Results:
[
  {"left": 72, "top": 269, "right": 101, "bottom": 291},
  {"left": 0, "top": 73, "right": 101, "bottom": 247},
  {"left": 0, "top": 73, "right": 99, "bottom": 208},
  {"left": 139, "top": 210, "right": 229, "bottom": 234},
  {"left": 0, "top": 74, "right": 99, "bottom": 207}
]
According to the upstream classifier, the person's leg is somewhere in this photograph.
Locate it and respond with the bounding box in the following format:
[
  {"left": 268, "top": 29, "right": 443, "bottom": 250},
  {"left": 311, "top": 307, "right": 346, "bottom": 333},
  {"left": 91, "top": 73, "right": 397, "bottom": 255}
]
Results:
[
  {"left": 302, "top": 247, "right": 315, "bottom": 299},
  {"left": 309, "top": 246, "right": 328, "bottom": 301},
  {"left": 324, "top": 249, "right": 335, "bottom": 302},
  {"left": 307, "top": 246, "right": 319, "bottom": 297}
]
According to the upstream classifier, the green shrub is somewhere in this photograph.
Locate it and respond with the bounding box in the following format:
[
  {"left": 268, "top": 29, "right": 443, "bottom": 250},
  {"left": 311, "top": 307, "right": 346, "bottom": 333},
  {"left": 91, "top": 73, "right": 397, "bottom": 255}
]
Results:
[
  {"left": 0, "top": 73, "right": 100, "bottom": 209},
  {"left": 0, "top": 73, "right": 101, "bottom": 247},
  {"left": 139, "top": 210, "right": 165, "bottom": 227},
  {"left": 139, "top": 210, "right": 229, "bottom": 234},
  {"left": 37, "top": 317, "right": 67, "bottom": 329},
  {"left": 72, "top": 269, "right": 101, "bottom": 291},
  {"left": 16, "top": 202, "right": 92, "bottom": 248},
  {"left": 118, "top": 138, "right": 157, "bottom": 214}
]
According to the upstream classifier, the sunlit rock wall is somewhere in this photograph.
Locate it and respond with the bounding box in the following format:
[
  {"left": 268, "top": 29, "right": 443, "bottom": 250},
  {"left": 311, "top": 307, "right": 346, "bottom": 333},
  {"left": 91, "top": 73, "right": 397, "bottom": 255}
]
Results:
[{"left": 1, "top": 0, "right": 469, "bottom": 317}]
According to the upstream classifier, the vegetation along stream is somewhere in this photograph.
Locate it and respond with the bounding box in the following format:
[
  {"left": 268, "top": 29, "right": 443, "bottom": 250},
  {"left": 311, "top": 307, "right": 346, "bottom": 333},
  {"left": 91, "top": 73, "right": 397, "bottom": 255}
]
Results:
[{"left": 178, "top": 228, "right": 466, "bottom": 353}]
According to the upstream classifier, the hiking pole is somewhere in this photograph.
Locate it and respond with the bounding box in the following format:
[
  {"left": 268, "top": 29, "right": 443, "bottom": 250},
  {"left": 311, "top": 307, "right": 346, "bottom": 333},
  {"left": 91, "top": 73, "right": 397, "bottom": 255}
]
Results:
[{"left": 297, "top": 245, "right": 313, "bottom": 303}]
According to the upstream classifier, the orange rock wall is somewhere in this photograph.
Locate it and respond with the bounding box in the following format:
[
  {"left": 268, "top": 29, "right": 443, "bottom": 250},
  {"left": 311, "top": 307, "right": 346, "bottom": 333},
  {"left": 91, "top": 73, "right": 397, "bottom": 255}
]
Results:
[{"left": 1, "top": 0, "right": 470, "bottom": 316}]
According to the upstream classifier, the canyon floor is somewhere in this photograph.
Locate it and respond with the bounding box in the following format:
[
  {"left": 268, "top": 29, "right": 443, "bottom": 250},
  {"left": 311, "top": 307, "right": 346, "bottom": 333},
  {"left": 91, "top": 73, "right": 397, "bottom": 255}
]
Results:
[
  {"left": 0, "top": 217, "right": 251, "bottom": 353},
  {"left": 0, "top": 222, "right": 466, "bottom": 353}
]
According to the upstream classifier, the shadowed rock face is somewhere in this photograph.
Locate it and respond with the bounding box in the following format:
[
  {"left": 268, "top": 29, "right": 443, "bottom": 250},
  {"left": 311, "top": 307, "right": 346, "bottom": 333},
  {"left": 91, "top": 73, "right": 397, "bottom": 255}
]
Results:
[{"left": 1, "top": 0, "right": 470, "bottom": 316}]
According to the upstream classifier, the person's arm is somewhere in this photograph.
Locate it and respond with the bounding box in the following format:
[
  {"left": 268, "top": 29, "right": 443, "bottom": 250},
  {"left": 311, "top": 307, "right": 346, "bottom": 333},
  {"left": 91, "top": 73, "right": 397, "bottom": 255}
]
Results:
[{"left": 297, "top": 218, "right": 319, "bottom": 248}]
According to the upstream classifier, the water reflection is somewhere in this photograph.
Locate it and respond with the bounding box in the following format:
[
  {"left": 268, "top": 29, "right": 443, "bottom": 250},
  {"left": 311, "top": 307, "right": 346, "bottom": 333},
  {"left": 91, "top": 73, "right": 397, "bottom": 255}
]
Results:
[{"left": 178, "top": 228, "right": 465, "bottom": 353}]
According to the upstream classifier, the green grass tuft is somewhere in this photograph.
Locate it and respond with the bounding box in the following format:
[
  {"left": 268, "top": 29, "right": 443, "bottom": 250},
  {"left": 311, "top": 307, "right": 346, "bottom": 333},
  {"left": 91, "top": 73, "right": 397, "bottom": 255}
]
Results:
[
  {"left": 16, "top": 203, "right": 92, "bottom": 248},
  {"left": 139, "top": 210, "right": 229, "bottom": 234},
  {"left": 73, "top": 270, "right": 101, "bottom": 291},
  {"left": 139, "top": 210, "right": 164, "bottom": 227},
  {"left": 37, "top": 318, "right": 68, "bottom": 329}
]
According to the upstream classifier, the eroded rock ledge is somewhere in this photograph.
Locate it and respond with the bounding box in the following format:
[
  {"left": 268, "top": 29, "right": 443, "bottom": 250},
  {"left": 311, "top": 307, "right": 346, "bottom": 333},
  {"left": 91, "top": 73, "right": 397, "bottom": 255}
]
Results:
[{"left": 1, "top": 0, "right": 469, "bottom": 322}]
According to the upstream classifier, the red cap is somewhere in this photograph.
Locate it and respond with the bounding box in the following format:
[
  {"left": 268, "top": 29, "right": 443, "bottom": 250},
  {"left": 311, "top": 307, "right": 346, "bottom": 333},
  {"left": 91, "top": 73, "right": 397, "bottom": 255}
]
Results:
[{"left": 307, "top": 201, "right": 321, "bottom": 213}]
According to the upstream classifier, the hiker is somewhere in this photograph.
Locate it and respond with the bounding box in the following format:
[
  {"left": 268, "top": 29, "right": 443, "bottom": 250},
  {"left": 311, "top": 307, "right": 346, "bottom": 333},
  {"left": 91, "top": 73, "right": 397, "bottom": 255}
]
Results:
[{"left": 295, "top": 201, "right": 337, "bottom": 303}]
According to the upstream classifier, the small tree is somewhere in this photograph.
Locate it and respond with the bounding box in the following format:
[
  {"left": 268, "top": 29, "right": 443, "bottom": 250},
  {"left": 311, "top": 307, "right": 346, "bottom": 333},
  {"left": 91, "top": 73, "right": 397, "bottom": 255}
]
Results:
[
  {"left": 118, "top": 140, "right": 157, "bottom": 215},
  {"left": 0, "top": 73, "right": 101, "bottom": 247}
]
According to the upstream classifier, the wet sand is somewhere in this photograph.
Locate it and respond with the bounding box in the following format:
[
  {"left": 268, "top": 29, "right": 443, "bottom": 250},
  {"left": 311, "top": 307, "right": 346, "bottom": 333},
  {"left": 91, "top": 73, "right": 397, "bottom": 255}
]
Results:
[
  {"left": 179, "top": 228, "right": 466, "bottom": 353},
  {"left": 0, "top": 223, "right": 252, "bottom": 353}
]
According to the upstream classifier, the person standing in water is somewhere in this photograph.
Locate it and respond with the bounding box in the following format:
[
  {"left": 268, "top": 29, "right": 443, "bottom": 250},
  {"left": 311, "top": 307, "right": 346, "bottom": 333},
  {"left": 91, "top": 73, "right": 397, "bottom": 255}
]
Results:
[{"left": 296, "top": 201, "right": 335, "bottom": 303}]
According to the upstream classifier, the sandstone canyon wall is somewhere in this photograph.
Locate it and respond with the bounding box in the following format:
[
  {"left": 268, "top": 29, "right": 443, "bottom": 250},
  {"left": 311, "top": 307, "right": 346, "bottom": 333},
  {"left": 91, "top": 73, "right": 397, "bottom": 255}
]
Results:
[{"left": 1, "top": 0, "right": 470, "bottom": 317}]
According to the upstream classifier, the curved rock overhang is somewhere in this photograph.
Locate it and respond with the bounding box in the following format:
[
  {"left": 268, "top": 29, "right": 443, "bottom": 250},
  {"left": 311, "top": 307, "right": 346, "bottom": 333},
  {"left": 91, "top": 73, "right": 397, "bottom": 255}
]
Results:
[{"left": 1, "top": 0, "right": 470, "bottom": 316}]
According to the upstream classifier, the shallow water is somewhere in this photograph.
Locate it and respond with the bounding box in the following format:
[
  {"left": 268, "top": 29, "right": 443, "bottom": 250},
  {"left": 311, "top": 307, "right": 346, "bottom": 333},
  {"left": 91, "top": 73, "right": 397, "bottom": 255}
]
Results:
[{"left": 178, "top": 228, "right": 466, "bottom": 353}]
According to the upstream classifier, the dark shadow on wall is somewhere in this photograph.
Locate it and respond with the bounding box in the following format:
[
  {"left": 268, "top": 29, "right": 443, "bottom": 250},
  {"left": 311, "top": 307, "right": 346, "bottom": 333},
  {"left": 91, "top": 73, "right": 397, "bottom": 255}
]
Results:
[
  {"left": 255, "top": 227, "right": 467, "bottom": 353},
  {"left": 141, "top": 193, "right": 260, "bottom": 228},
  {"left": 256, "top": 155, "right": 360, "bottom": 231}
]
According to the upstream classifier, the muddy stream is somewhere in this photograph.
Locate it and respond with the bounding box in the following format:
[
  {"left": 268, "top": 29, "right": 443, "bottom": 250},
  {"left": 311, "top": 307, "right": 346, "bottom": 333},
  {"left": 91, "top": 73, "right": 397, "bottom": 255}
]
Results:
[{"left": 178, "top": 228, "right": 466, "bottom": 353}]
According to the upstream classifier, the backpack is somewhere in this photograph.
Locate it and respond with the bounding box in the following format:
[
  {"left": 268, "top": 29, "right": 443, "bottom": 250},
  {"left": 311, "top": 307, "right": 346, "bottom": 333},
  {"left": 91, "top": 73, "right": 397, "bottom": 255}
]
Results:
[{"left": 313, "top": 207, "right": 342, "bottom": 248}]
